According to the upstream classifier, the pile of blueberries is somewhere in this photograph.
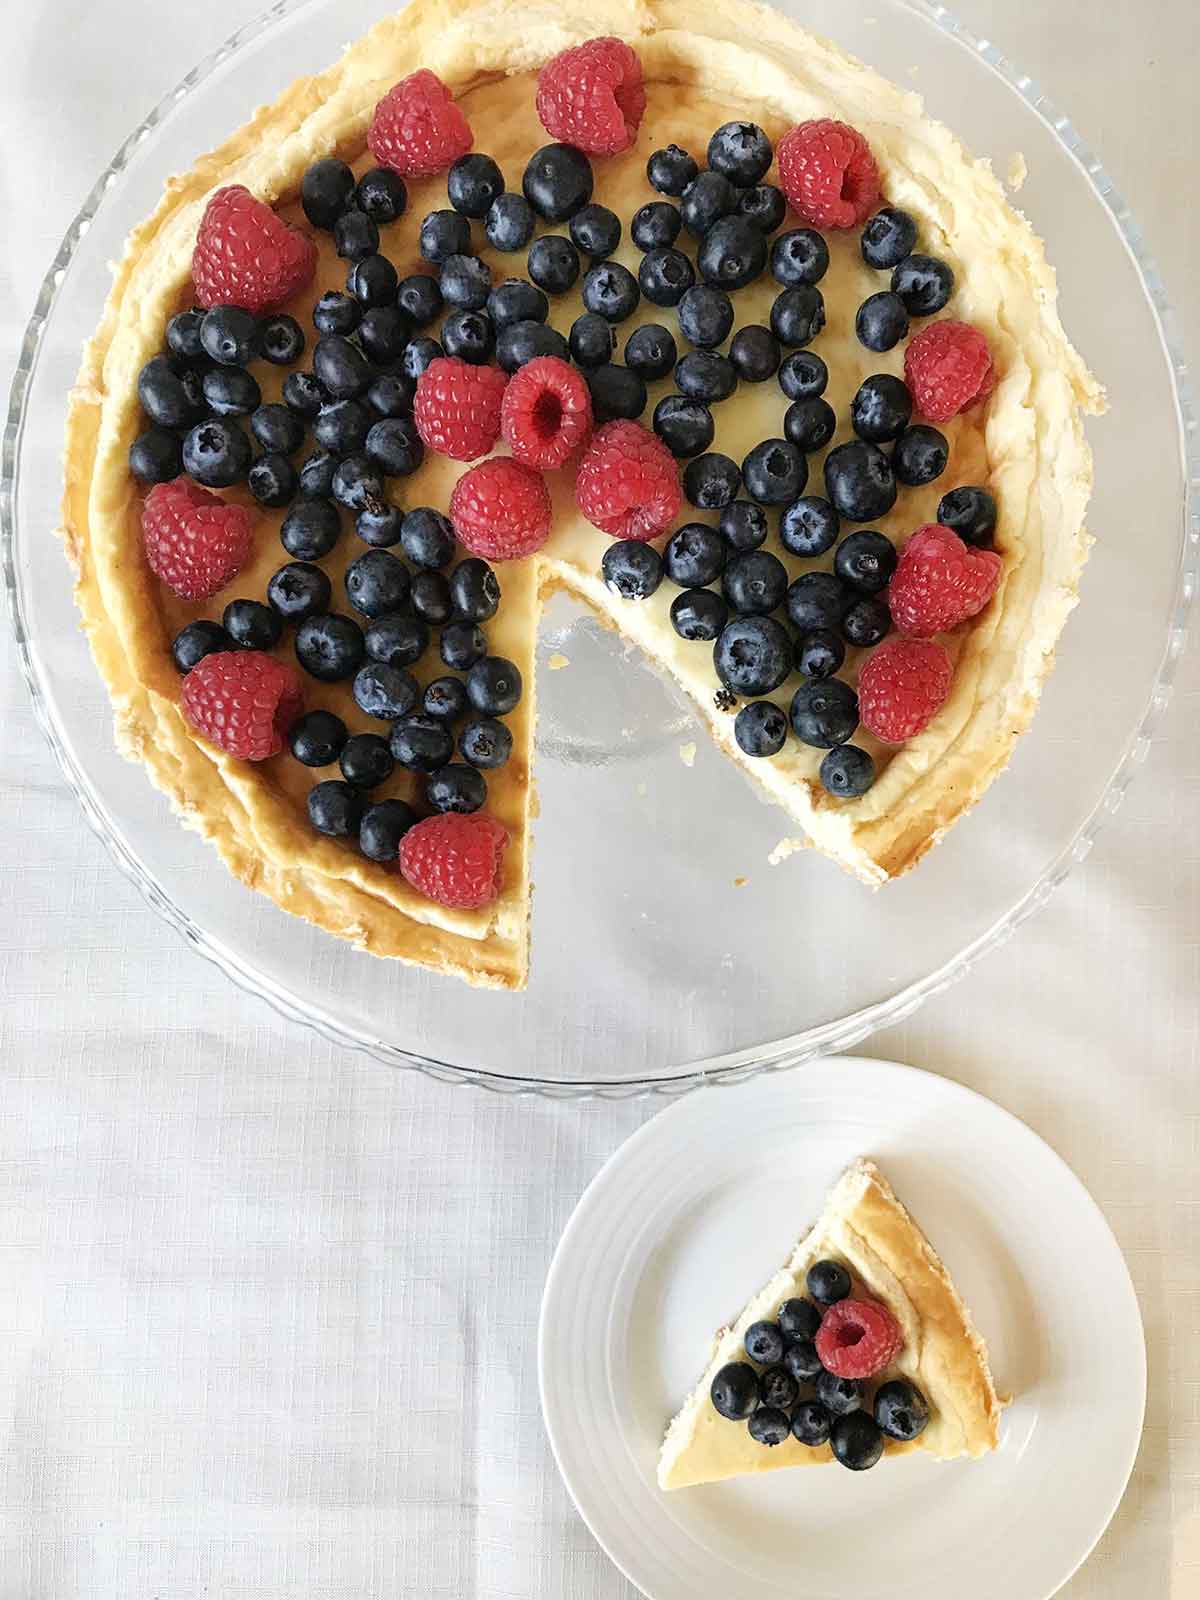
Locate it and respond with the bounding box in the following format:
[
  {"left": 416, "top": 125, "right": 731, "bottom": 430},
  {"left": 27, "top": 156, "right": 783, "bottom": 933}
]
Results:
[{"left": 709, "top": 1258, "right": 931, "bottom": 1472}]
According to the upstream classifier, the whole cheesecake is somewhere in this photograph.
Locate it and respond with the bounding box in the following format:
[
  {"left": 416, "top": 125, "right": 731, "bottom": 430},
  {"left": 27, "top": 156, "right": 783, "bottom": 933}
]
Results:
[{"left": 61, "top": 0, "right": 1102, "bottom": 989}]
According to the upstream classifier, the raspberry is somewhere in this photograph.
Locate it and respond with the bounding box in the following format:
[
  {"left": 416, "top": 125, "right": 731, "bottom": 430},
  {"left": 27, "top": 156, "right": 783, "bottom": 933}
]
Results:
[
  {"left": 413, "top": 357, "right": 508, "bottom": 461},
  {"left": 141, "top": 477, "right": 256, "bottom": 601},
  {"left": 858, "top": 637, "right": 953, "bottom": 744},
  {"left": 449, "top": 458, "right": 553, "bottom": 559},
  {"left": 367, "top": 69, "right": 473, "bottom": 179},
  {"left": 815, "top": 1299, "right": 904, "bottom": 1380},
  {"left": 888, "top": 522, "right": 1002, "bottom": 637},
  {"left": 535, "top": 37, "right": 645, "bottom": 156},
  {"left": 500, "top": 356, "right": 593, "bottom": 469},
  {"left": 191, "top": 185, "right": 317, "bottom": 314},
  {"left": 575, "top": 420, "right": 682, "bottom": 542},
  {"left": 776, "top": 119, "right": 881, "bottom": 230},
  {"left": 399, "top": 812, "right": 509, "bottom": 909},
  {"left": 904, "top": 320, "right": 995, "bottom": 422},
  {"left": 181, "top": 650, "right": 303, "bottom": 761}
]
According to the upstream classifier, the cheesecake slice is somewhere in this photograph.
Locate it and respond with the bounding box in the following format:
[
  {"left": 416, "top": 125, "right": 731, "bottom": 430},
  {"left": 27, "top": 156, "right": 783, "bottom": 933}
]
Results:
[{"left": 658, "top": 1159, "right": 1004, "bottom": 1488}]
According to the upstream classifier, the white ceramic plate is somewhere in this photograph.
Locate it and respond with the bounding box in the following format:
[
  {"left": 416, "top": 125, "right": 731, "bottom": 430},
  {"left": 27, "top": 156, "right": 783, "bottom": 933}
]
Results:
[{"left": 539, "top": 1058, "right": 1145, "bottom": 1600}]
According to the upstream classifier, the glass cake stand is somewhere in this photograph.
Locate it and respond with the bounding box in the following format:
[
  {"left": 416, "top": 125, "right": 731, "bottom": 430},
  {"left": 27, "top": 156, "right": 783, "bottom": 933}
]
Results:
[{"left": 4, "top": 0, "right": 1195, "bottom": 1096}]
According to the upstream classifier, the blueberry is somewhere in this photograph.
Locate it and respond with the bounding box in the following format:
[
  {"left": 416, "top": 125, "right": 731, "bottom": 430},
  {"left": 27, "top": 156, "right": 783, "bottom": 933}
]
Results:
[
  {"left": 138, "top": 355, "right": 201, "bottom": 429},
  {"left": 447, "top": 152, "right": 504, "bottom": 218},
  {"left": 671, "top": 588, "right": 729, "bottom": 642},
  {"left": 771, "top": 286, "right": 826, "bottom": 348},
  {"left": 296, "top": 440, "right": 342, "bottom": 492},
  {"left": 710, "top": 1361, "right": 758, "bottom": 1421},
  {"left": 467, "top": 656, "right": 523, "bottom": 715},
  {"left": 734, "top": 700, "right": 788, "bottom": 757},
  {"left": 779, "top": 350, "right": 829, "bottom": 400},
  {"left": 390, "top": 714, "right": 455, "bottom": 772},
  {"left": 724, "top": 550, "right": 788, "bottom": 616},
  {"left": 485, "top": 192, "right": 536, "bottom": 252},
  {"left": 440, "top": 621, "right": 487, "bottom": 671},
  {"left": 295, "top": 613, "right": 365, "bottom": 681},
  {"left": 366, "top": 417, "right": 424, "bottom": 478},
  {"left": 738, "top": 186, "right": 787, "bottom": 239},
  {"left": 202, "top": 367, "right": 261, "bottom": 417},
  {"left": 778, "top": 1297, "right": 821, "bottom": 1342},
  {"left": 301, "top": 157, "right": 356, "bottom": 228},
  {"left": 831, "top": 1412, "right": 884, "bottom": 1471},
  {"left": 647, "top": 144, "right": 698, "bottom": 197},
  {"left": 582, "top": 262, "right": 641, "bottom": 323},
  {"left": 339, "top": 732, "right": 395, "bottom": 789},
  {"left": 585, "top": 364, "right": 647, "bottom": 422},
  {"left": 678, "top": 285, "right": 734, "bottom": 349},
  {"left": 601, "top": 540, "right": 664, "bottom": 600},
  {"left": 200, "top": 305, "right": 260, "bottom": 366},
  {"left": 714, "top": 617, "right": 792, "bottom": 696},
  {"left": 791, "top": 1401, "right": 832, "bottom": 1447},
  {"left": 334, "top": 209, "right": 380, "bottom": 262},
  {"left": 419, "top": 208, "right": 471, "bottom": 265},
  {"left": 730, "top": 325, "right": 780, "bottom": 383},
  {"left": 680, "top": 170, "right": 737, "bottom": 237},
  {"left": 570, "top": 202, "right": 622, "bottom": 259},
  {"left": 816, "top": 1370, "right": 862, "bottom": 1417},
  {"left": 683, "top": 452, "right": 741, "bottom": 509},
  {"left": 267, "top": 561, "right": 333, "bottom": 622},
  {"left": 676, "top": 351, "right": 736, "bottom": 403},
  {"left": 397, "top": 274, "right": 443, "bottom": 327},
  {"left": 797, "top": 629, "right": 845, "bottom": 680},
  {"left": 331, "top": 454, "right": 385, "bottom": 512},
  {"left": 247, "top": 453, "right": 298, "bottom": 508},
  {"left": 893, "top": 425, "right": 949, "bottom": 487},
  {"left": 570, "top": 312, "right": 617, "bottom": 369},
  {"left": 488, "top": 278, "right": 549, "bottom": 329},
  {"left": 441, "top": 309, "right": 495, "bottom": 364},
  {"left": 758, "top": 1364, "right": 799, "bottom": 1411},
  {"left": 130, "top": 430, "right": 183, "bottom": 483},
  {"left": 779, "top": 495, "right": 839, "bottom": 558},
  {"left": 851, "top": 374, "right": 913, "bottom": 443},
  {"left": 359, "top": 306, "right": 410, "bottom": 364},
  {"left": 835, "top": 530, "right": 897, "bottom": 593},
  {"left": 401, "top": 507, "right": 455, "bottom": 570},
  {"left": 743, "top": 439, "right": 806, "bottom": 505},
  {"left": 824, "top": 440, "right": 897, "bottom": 522},
  {"left": 820, "top": 744, "right": 876, "bottom": 797},
  {"left": 623, "top": 323, "right": 676, "bottom": 380},
  {"left": 166, "top": 308, "right": 206, "bottom": 362},
  {"left": 938, "top": 485, "right": 997, "bottom": 547},
  {"left": 856, "top": 291, "right": 909, "bottom": 353},
  {"left": 874, "top": 1379, "right": 930, "bottom": 1441},
  {"left": 653, "top": 395, "right": 714, "bottom": 458},
  {"left": 771, "top": 229, "right": 829, "bottom": 287},
  {"left": 708, "top": 120, "right": 773, "bottom": 185},
  {"left": 182, "top": 419, "right": 252, "bottom": 487},
  {"left": 638, "top": 247, "right": 695, "bottom": 307},
  {"left": 629, "top": 201, "right": 680, "bottom": 252},
  {"left": 459, "top": 717, "right": 513, "bottom": 769},
  {"left": 495, "top": 320, "right": 570, "bottom": 373},
  {"left": 289, "top": 710, "right": 347, "bottom": 767},
  {"left": 250, "top": 403, "right": 305, "bottom": 455},
  {"left": 307, "top": 780, "right": 364, "bottom": 836},
  {"left": 426, "top": 764, "right": 488, "bottom": 814},
  {"left": 364, "top": 613, "right": 430, "bottom": 669},
  {"left": 280, "top": 497, "right": 341, "bottom": 561},
  {"left": 892, "top": 253, "right": 954, "bottom": 316},
  {"left": 171, "top": 619, "right": 230, "bottom": 673},
  {"left": 313, "top": 398, "right": 371, "bottom": 454},
  {"left": 719, "top": 500, "right": 768, "bottom": 553},
  {"left": 440, "top": 252, "right": 492, "bottom": 311},
  {"left": 784, "top": 398, "right": 837, "bottom": 453},
  {"left": 806, "top": 1259, "right": 852, "bottom": 1305},
  {"left": 313, "top": 291, "right": 362, "bottom": 337},
  {"left": 345, "top": 549, "right": 410, "bottom": 618},
  {"left": 449, "top": 558, "right": 501, "bottom": 622},
  {"left": 402, "top": 337, "right": 443, "bottom": 381},
  {"left": 791, "top": 678, "right": 858, "bottom": 749},
  {"left": 410, "top": 571, "right": 453, "bottom": 625},
  {"left": 527, "top": 235, "right": 581, "bottom": 294},
  {"left": 353, "top": 165, "right": 408, "bottom": 224},
  {"left": 842, "top": 595, "right": 891, "bottom": 648},
  {"left": 748, "top": 1407, "right": 792, "bottom": 1447},
  {"left": 860, "top": 206, "right": 918, "bottom": 269},
  {"left": 347, "top": 253, "right": 400, "bottom": 308},
  {"left": 260, "top": 313, "right": 306, "bottom": 367},
  {"left": 665, "top": 523, "right": 726, "bottom": 587},
  {"left": 522, "top": 143, "right": 594, "bottom": 222},
  {"left": 744, "top": 1320, "right": 785, "bottom": 1365},
  {"left": 698, "top": 215, "right": 767, "bottom": 289},
  {"left": 786, "top": 572, "right": 849, "bottom": 633},
  {"left": 359, "top": 798, "right": 417, "bottom": 862},
  {"left": 314, "top": 335, "right": 372, "bottom": 398},
  {"left": 783, "top": 1340, "right": 823, "bottom": 1382},
  {"left": 367, "top": 372, "right": 416, "bottom": 419},
  {"left": 283, "top": 371, "right": 328, "bottom": 418},
  {"left": 424, "top": 676, "right": 469, "bottom": 721}
]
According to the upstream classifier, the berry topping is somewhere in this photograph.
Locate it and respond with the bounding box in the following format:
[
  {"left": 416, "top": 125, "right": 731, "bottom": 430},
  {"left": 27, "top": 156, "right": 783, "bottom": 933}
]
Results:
[
  {"left": 744, "top": 1319, "right": 785, "bottom": 1366},
  {"left": 892, "top": 253, "right": 955, "bottom": 316},
  {"left": 791, "top": 1401, "right": 832, "bottom": 1447},
  {"left": 790, "top": 679, "right": 859, "bottom": 749},
  {"left": 783, "top": 1339, "right": 823, "bottom": 1381},
  {"left": 830, "top": 1411, "right": 884, "bottom": 1470},
  {"left": 820, "top": 744, "right": 876, "bottom": 799},
  {"left": 413, "top": 356, "right": 507, "bottom": 461},
  {"left": 893, "top": 425, "right": 949, "bottom": 488},
  {"left": 708, "top": 121, "right": 773, "bottom": 187},
  {"left": 777, "top": 119, "right": 881, "bottom": 230},
  {"left": 171, "top": 619, "right": 230, "bottom": 674},
  {"left": 523, "top": 144, "right": 595, "bottom": 223},
  {"left": 141, "top": 477, "right": 255, "bottom": 601},
  {"left": 858, "top": 637, "right": 954, "bottom": 744},
  {"left": 938, "top": 485, "right": 997, "bottom": 547},
  {"left": 714, "top": 617, "right": 792, "bottom": 697},
  {"left": 806, "top": 1259, "right": 852, "bottom": 1306},
  {"left": 757, "top": 1365, "right": 799, "bottom": 1412},
  {"left": 904, "top": 319, "right": 996, "bottom": 421},
  {"left": 367, "top": 69, "right": 473, "bottom": 179},
  {"left": 710, "top": 1361, "right": 759, "bottom": 1421},
  {"left": 181, "top": 650, "right": 302, "bottom": 761},
  {"left": 191, "top": 186, "right": 317, "bottom": 314},
  {"left": 815, "top": 1298, "right": 904, "bottom": 1379},
  {"left": 888, "top": 522, "right": 1002, "bottom": 637},
  {"left": 748, "top": 1407, "right": 792, "bottom": 1447},
  {"left": 778, "top": 1297, "right": 822, "bottom": 1341},
  {"left": 860, "top": 206, "right": 918, "bottom": 270},
  {"left": 398, "top": 812, "right": 509, "bottom": 909},
  {"left": 501, "top": 354, "right": 593, "bottom": 468},
  {"left": 602, "top": 540, "right": 664, "bottom": 600},
  {"left": 874, "top": 1378, "right": 931, "bottom": 1441},
  {"left": 815, "top": 1370, "right": 862, "bottom": 1416},
  {"left": 647, "top": 145, "right": 698, "bottom": 197},
  {"left": 575, "top": 419, "right": 682, "bottom": 541},
  {"left": 449, "top": 457, "right": 553, "bottom": 560},
  {"left": 536, "top": 37, "right": 646, "bottom": 156},
  {"left": 734, "top": 701, "right": 788, "bottom": 758}
]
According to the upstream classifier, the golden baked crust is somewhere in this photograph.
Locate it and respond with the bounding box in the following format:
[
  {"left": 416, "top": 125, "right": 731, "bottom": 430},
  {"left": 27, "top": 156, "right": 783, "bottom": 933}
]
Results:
[
  {"left": 62, "top": 0, "right": 1102, "bottom": 986},
  {"left": 657, "top": 1158, "right": 1005, "bottom": 1488}
]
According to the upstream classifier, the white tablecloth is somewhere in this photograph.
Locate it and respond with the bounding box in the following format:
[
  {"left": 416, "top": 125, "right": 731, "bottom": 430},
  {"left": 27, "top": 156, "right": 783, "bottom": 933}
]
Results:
[{"left": 1, "top": 3, "right": 1196, "bottom": 1595}]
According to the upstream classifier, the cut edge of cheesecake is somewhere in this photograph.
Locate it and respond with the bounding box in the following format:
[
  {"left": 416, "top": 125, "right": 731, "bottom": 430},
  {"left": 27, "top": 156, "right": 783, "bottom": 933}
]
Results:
[{"left": 657, "top": 1158, "right": 1005, "bottom": 1489}]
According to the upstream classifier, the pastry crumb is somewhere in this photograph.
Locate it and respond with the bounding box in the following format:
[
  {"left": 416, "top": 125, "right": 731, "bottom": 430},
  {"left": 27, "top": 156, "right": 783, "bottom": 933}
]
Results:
[
  {"left": 768, "top": 836, "right": 806, "bottom": 866},
  {"left": 679, "top": 741, "right": 697, "bottom": 768},
  {"left": 1005, "top": 152, "right": 1028, "bottom": 192},
  {"left": 547, "top": 651, "right": 570, "bottom": 670},
  {"left": 636, "top": 780, "right": 648, "bottom": 798},
  {"left": 733, "top": 876, "right": 748, "bottom": 888}
]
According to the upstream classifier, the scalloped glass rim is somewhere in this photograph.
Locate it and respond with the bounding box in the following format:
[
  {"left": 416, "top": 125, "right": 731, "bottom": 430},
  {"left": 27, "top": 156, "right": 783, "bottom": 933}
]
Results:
[{"left": 3, "top": 0, "right": 1196, "bottom": 1099}]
